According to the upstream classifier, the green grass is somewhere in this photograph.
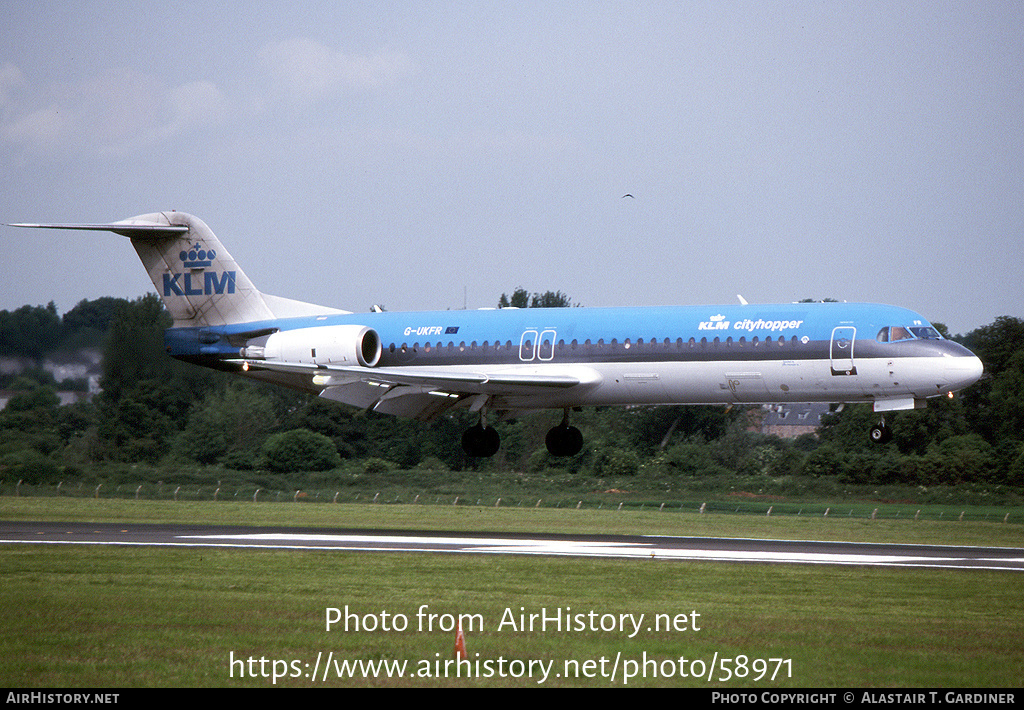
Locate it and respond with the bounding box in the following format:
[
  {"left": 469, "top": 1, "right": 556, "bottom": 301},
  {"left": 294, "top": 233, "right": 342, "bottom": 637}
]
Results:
[
  {"left": 3, "top": 496, "right": 1022, "bottom": 547},
  {"left": 9, "top": 465, "right": 1023, "bottom": 514},
  {"left": 2, "top": 497, "right": 1023, "bottom": 687}
]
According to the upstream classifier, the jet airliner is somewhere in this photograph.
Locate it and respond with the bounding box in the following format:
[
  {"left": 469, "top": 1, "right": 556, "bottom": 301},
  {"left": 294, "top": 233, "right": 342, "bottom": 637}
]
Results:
[{"left": 12, "top": 211, "right": 983, "bottom": 457}]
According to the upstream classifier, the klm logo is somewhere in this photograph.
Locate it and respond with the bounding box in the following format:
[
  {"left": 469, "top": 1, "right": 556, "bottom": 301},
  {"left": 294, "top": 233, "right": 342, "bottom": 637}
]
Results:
[
  {"left": 180, "top": 242, "right": 216, "bottom": 268},
  {"left": 162, "top": 242, "right": 235, "bottom": 297},
  {"left": 163, "top": 271, "right": 236, "bottom": 297},
  {"left": 696, "top": 314, "right": 806, "bottom": 333},
  {"left": 698, "top": 314, "right": 730, "bottom": 331}
]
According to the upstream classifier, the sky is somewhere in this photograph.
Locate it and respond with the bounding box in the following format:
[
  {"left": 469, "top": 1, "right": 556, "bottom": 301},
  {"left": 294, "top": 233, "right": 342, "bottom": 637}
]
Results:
[{"left": 1, "top": 1, "right": 1021, "bottom": 335}]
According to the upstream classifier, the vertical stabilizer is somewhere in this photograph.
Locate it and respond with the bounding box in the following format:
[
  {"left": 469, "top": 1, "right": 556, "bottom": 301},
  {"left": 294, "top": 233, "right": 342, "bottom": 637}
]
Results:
[
  {"left": 125, "top": 211, "right": 275, "bottom": 326},
  {"left": 10, "top": 211, "right": 345, "bottom": 326}
]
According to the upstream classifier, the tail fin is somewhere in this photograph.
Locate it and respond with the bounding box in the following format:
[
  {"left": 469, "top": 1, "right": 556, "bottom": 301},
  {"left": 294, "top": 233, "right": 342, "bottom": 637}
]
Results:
[{"left": 10, "top": 211, "right": 344, "bottom": 326}]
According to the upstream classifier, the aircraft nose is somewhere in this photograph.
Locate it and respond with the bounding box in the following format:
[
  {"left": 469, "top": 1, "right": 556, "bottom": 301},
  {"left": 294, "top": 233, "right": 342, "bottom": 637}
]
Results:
[{"left": 945, "top": 355, "right": 984, "bottom": 392}]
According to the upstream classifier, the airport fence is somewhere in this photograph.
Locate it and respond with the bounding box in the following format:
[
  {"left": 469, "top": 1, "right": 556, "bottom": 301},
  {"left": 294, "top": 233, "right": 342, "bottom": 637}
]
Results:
[{"left": 3, "top": 479, "right": 1023, "bottom": 524}]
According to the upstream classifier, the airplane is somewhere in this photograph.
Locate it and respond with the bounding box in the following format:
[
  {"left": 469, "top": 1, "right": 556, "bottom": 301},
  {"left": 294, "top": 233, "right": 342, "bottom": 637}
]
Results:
[{"left": 11, "top": 211, "right": 984, "bottom": 456}]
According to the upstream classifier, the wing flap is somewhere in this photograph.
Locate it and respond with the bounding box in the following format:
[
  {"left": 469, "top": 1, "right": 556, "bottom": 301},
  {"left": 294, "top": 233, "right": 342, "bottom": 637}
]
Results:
[
  {"left": 318, "top": 381, "right": 464, "bottom": 421},
  {"left": 371, "top": 388, "right": 463, "bottom": 420},
  {"left": 317, "top": 380, "right": 391, "bottom": 410}
]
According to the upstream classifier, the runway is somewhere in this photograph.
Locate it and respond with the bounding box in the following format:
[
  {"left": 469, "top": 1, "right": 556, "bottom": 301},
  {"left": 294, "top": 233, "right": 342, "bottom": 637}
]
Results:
[{"left": 2, "top": 521, "right": 1023, "bottom": 571}]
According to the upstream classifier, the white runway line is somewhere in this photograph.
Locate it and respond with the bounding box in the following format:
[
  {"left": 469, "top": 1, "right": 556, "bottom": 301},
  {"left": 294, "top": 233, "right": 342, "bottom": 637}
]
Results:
[{"left": 175, "top": 532, "right": 1018, "bottom": 570}]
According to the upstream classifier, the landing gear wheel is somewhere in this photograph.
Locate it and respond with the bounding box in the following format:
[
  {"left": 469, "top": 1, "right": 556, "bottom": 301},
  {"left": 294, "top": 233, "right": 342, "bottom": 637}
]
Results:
[
  {"left": 545, "top": 424, "right": 584, "bottom": 457},
  {"left": 869, "top": 424, "right": 893, "bottom": 445},
  {"left": 461, "top": 424, "right": 500, "bottom": 457}
]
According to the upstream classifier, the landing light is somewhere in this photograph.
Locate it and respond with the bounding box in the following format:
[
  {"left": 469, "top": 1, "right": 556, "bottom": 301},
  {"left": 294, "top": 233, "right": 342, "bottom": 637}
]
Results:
[
  {"left": 242, "top": 362, "right": 249, "bottom": 372},
  {"left": 947, "top": 391, "right": 954, "bottom": 399}
]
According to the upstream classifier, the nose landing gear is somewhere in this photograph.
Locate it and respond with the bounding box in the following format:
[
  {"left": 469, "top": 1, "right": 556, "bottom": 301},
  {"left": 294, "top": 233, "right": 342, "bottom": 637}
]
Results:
[{"left": 869, "top": 417, "right": 893, "bottom": 444}]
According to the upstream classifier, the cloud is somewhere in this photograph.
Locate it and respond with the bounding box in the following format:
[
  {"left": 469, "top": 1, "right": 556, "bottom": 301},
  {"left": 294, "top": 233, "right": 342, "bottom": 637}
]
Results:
[
  {"left": 1, "top": 106, "right": 66, "bottom": 151},
  {"left": 0, "top": 64, "right": 229, "bottom": 155},
  {"left": 150, "top": 80, "right": 230, "bottom": 143},
  {"left": 259, "top": 38, "right": 416, "bottom": 100}
]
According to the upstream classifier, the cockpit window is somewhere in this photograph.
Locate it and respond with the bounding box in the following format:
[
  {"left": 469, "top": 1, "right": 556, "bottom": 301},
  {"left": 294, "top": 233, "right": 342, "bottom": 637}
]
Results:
[
  {"left": 909, "top": 326, "right": 941, "bottom": 339},
  {"left": 876, "top": 325, "right": 942, "bottom": 343}
]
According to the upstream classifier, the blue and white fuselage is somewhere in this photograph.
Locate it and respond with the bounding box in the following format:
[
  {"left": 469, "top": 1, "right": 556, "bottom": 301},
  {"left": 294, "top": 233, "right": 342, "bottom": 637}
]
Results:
[
  {"left": 169, "top": 301, "right": 981, "bottom": 416},
  {"left": 13, "top": 211, "right": 983, "bottom": 455}
]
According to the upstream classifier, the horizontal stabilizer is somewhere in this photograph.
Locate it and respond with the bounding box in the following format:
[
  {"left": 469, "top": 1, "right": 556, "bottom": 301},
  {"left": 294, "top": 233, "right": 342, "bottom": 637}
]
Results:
[{"left": 8, "top": 221, "right": 189, "bottom": 239}]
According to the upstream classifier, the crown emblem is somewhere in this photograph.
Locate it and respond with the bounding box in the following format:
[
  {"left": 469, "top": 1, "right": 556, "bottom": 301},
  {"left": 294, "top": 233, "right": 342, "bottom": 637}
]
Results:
[{"left": 179, "top": 242, "right": 216, "bottom": 268}]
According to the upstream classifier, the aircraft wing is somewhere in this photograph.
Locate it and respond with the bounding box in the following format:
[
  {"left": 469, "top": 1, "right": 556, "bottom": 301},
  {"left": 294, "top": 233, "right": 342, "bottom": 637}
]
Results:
[{"left": 233, "top": 359, "right": 599, "bottom": 421}]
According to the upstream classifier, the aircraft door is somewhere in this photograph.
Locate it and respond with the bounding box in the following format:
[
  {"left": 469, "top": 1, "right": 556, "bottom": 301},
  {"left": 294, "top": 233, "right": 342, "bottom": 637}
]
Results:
[
  {"left": 830, "top": 327, "right": 857, "bottom": 376},
  {"left": 519, "top": 329, "right": 556, "bottom": 361},
  {"left": 538, "top": 329, "right": 556, "bottom": 361},
  {"left": 519, "top": 330, "right": 537, "bottom": 361}
]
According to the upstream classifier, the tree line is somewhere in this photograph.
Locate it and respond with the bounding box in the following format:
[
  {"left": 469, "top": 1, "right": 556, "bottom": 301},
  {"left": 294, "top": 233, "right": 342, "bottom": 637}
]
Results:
[{"left": 1, "top": 293, "right": 1022, "bottom": 488}]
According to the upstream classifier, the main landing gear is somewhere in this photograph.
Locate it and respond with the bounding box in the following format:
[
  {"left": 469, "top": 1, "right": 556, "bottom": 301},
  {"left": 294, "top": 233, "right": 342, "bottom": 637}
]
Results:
[
  {"left": 869, "top": 416, "right": 893, "bottom": 445},
  {"left": 545, "top": 410, "right": 584, "bottom": 457},
  {"left": 461, "top": 421, "right": 500, "bottom": 458},
  {"left": 461, "top": 409, "right": 584, "bottom": 458}
]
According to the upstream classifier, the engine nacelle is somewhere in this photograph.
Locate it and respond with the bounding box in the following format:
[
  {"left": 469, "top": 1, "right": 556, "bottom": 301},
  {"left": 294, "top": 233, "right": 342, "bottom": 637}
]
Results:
[{"left": 242, "top": 325, "right": 381, "bottom": 367}]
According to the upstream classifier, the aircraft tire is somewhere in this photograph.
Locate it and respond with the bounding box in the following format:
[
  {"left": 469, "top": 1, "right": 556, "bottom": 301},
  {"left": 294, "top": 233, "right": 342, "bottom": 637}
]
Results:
[
  {"left": 546, "top": 425, "right": 584, "bottom": 457},
  {"left": 869, "top": 424, "right": 893, "bottom": 445},
  {"left": 462, "top": 424, "right": 500, "bottom": 457}
]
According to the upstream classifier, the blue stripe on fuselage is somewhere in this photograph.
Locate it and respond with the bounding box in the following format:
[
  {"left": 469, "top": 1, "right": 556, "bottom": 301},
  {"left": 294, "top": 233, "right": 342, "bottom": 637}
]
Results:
[{"left": 165, "top": 302, "right": 968, "bottom": 364}]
